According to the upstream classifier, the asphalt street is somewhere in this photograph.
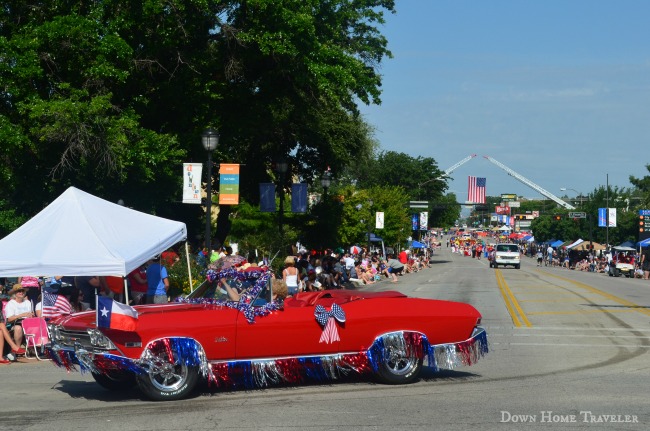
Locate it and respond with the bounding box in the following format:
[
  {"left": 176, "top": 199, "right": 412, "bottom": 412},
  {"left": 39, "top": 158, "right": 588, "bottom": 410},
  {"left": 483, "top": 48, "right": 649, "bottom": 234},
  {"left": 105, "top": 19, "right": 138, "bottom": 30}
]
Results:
[{"left": 1, "top": 244, "right": 649, "bottom": 430}]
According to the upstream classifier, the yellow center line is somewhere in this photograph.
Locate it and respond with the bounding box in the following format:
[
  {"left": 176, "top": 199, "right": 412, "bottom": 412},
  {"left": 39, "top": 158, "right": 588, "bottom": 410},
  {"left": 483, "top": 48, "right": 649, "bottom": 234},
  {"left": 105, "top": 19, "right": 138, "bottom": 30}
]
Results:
[
  {"left": 527, "top": 309, "right": 636, "bottom": 315},
  {"left": 519, "top": 299, "right": 586, "bottom": 303},
  {"left": 542, "top": 271, "right": 650, "bottom": 317},
  {"left": 495, "top": 269, "right": 532, "bottom": 327}
]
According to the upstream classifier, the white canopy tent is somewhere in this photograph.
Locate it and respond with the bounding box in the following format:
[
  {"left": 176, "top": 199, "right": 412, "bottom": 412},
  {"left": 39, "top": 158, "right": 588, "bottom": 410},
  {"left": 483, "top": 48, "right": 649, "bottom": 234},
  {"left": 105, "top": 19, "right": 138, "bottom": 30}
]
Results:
[
  {"left": 0, "top": 187, "right": 187, "bottom": 277},
  {"left": 566, "top": 239, "right": 584, "bottom": 250}
]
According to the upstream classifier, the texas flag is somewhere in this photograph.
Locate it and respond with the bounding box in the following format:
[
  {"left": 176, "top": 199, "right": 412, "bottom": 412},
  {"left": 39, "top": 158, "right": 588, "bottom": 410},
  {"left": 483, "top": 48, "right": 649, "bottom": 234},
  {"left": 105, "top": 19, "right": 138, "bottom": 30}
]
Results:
[{"left": 97, "top": 296, "right": 138, "bottom": 331}]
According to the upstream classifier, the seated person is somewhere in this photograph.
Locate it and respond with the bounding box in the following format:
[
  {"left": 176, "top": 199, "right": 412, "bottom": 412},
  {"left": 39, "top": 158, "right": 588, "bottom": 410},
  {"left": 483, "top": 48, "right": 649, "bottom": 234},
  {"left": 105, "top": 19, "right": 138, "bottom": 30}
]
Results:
[
  {"left": 219, "top": 277, "right": 289, "bottom": 304},
  {"left": 355, "top": 263, "right": 374, "bottom": 284},
  {"left": 303, "top": 270, "right": 321, "bottom": 292},
  {"left": 1, "top": 316, "right": 25, "bottom": 363},
  {"left": 4, "top": 284, "right": 34, "bottom": 348},
  {"left": 271, "top": 279, "right": 289, "bottom": 302},
  {"left": 218, "top": 277, "right": 247, "bottom": 302},
  {"left": 383, "top": 255, "right": 405, "bottom": 283}
]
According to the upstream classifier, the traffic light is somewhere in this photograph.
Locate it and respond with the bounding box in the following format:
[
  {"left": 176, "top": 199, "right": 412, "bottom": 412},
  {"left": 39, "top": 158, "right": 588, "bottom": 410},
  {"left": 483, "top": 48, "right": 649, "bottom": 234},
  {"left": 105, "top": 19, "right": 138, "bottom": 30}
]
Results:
[{"left": 552, "top": 215, "right": 562, "bottom": 221}]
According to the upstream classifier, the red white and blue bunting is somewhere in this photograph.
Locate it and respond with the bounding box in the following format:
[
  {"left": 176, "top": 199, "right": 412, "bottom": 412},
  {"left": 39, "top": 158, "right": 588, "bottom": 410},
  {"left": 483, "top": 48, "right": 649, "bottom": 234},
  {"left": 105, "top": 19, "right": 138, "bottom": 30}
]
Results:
[
  {"left": 47, "top": 329, "right": 488, "bottom": 389},
  {"left": 176, "top": 268, "right": 281, "bottom": 323}
]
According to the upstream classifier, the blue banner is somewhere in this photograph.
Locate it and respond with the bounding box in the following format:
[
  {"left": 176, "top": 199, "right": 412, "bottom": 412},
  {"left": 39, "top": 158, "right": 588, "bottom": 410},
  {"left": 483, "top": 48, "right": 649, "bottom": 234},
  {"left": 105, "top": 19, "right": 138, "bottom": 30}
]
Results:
[
  {"left": 598, "top": 208, "right": 607, "bottom": 227},
  {"left": 291, "top": 183, "right": 308, "bottom": 213},
  {"left": 411, "top": 214, "right": 419, "bottom": 231},
  {"left": 259, "top": 183, "right": 276, "bottom": 212}
]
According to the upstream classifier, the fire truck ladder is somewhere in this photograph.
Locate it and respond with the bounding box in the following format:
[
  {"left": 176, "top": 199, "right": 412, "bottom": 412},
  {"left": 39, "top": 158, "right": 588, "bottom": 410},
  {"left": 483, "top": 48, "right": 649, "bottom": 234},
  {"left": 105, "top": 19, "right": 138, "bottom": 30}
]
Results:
[
  {"left": 443, "top": 154, "right": 477, "bottom": 176},
  {"left": 483, "top": 155, "right": 575, "bottom": 210}
]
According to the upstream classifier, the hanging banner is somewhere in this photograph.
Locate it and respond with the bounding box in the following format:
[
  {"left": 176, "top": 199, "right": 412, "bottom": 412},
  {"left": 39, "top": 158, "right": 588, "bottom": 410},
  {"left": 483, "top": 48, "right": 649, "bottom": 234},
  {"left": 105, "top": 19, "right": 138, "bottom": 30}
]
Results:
[
  {"left": 219, "top": 164, "right": 240, "bottom": 205},
  {"left": 411, "top": 214, "right": 419, "bottom": 231},
  {"left": 419, "top": 212, "right": 428, "bottom": 231},
  {"left": 598, "top": 208, "right": 607, "bottom": 227},
  {"left": 376, "top": 212, "right": 384, "bottom": 229},
  {"left": 259, "top": 183, "right": 276, "bottom": 212},
  {"left": 608, "top": 207, "right": 617, "bottom": 227},
  {"left": 182, "top": 163, "right": 203, "bottom": 204},
  {"left": 291, "top": 183, "right": 308, "bottom": 213}
]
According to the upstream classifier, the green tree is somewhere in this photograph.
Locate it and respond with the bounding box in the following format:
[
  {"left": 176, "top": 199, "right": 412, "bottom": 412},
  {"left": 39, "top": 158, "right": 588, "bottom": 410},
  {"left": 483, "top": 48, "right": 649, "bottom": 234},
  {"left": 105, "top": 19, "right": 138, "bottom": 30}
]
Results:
[
  {"left": 335, "top": 185, "right": 410, "bottom": 251},
  {"left": 0, "top": 0, "right": 395, "bottom": 247},
  {"left": 430, "top": 193, "right": 461, "bottom": 228},
  {"left": 629, "top": 164, "right": 650, "bottom": 208},
  {"left": 356, "top": 151, "right": 447, "bottom": 201}
]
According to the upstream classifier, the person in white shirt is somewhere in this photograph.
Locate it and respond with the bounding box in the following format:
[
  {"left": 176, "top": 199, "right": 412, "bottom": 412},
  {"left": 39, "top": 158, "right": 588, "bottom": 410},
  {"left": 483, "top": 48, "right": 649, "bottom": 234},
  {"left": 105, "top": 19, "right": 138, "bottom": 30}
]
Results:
[
  {"left": 4, "top": 284, "right": 34, "bottom": 347},
  {"left": 546, "top": 246, "right": 554, "bottom": 266}
]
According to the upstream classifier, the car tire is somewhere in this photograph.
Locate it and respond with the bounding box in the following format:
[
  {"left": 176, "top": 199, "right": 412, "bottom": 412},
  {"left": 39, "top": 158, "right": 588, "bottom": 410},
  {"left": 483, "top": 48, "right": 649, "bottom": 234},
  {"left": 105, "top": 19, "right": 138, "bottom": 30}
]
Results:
[
  {"left": 136, "top": 358, "right": 200, "bottom": 401},
  {"left": 92, "top": 371, "right": 136, "bottom": 391},
  {"left": 375, "top": 340, "right": 423, "bottom": 385},
  {"left": 515, "top": 264, "right": 520, "bottom": 269}
]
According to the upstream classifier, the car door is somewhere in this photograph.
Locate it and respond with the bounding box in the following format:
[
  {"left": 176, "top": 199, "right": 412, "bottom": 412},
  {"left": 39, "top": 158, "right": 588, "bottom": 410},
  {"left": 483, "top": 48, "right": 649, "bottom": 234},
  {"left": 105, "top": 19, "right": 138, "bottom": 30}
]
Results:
[{"left": 234, "top": 302, "right": 342, "bottom": 360}]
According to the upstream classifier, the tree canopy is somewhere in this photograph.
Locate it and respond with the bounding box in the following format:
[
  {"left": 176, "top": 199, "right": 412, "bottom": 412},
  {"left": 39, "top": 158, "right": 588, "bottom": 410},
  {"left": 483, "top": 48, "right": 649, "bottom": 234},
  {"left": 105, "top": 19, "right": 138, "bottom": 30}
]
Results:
[{"left": 0, "top": 0, "right": 397, "bottom": 244}]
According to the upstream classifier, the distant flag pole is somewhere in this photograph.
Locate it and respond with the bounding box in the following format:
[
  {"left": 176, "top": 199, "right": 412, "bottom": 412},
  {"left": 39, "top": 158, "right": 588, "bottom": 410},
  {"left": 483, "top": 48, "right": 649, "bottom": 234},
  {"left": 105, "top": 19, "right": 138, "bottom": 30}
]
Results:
[{"left": 468, "top": 176, "right": 486, "bottom": 204}]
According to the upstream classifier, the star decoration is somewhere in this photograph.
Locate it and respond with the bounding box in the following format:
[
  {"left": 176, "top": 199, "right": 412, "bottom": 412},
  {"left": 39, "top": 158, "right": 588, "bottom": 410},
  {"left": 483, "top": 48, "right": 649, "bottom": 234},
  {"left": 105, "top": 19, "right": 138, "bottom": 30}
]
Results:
[{"left": 100, "top": 306, "right": 109, "bottom": 317}]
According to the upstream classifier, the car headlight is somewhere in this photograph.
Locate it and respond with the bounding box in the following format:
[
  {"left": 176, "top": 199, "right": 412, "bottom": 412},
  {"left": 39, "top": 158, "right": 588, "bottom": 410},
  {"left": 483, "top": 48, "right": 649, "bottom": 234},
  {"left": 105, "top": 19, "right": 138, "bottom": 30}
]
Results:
[{"left": 87, "top": 329, "right": 117, "bottom": 349}]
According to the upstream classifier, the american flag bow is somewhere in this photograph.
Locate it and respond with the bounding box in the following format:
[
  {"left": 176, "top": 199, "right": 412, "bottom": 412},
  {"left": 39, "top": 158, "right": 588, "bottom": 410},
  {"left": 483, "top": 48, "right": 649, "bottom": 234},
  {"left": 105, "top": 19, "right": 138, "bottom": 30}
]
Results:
[
  {"left": 314, "top": 304, "right": 346, "bottom": 344},
  {"left": 314, "top": 303, "right": 346, "bottom": 327}
]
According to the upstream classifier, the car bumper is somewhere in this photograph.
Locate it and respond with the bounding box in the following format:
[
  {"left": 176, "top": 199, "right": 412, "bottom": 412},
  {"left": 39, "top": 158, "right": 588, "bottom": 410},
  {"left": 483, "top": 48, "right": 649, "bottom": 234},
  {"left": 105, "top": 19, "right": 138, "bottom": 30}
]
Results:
[
  {"left": 46, "top": 343, "right": 144, "bottom": 375},
  {"left": 426, "top": 326, "right": 488, "bottom": 369}
]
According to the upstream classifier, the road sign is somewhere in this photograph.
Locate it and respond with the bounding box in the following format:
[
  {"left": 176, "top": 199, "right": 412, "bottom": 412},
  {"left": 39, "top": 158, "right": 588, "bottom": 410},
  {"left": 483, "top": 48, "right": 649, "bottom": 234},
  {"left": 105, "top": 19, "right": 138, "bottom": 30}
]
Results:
[
  {"left": 409, "top": 201, "right": 428, "bottom": 209},
  {"left": 507, "top": 201, "right": 520, "bottom": 208},
  {"left": 569, "top": 212, "right": 586, "bottom": 219}
]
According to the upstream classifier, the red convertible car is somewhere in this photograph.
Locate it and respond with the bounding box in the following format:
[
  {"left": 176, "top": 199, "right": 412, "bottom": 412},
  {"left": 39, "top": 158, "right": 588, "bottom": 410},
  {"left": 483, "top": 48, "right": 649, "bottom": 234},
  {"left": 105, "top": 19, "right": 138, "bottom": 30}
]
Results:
[{"left": 47, "top": 268, "right": 488, "bottom": 401}]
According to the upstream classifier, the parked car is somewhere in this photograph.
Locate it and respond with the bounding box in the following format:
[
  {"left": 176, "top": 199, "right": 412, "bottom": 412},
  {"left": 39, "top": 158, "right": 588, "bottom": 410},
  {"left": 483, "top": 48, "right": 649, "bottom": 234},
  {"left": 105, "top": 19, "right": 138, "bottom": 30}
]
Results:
[
  {"left": 490, "top": 243, "right": 521, "bottom": 269},
  {"left": 46, "top": 268, "right": 488, "bottom": 401},
  {"left": 608, "top": 246, "right": 636, "bottom": 278}
]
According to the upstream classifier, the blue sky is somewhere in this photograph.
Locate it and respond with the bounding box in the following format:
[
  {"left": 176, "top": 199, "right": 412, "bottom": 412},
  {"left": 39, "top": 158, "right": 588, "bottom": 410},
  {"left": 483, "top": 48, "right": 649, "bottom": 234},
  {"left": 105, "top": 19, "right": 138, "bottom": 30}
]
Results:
[{"left": 359, "top": 0, "right": 650, "bottom": 203}]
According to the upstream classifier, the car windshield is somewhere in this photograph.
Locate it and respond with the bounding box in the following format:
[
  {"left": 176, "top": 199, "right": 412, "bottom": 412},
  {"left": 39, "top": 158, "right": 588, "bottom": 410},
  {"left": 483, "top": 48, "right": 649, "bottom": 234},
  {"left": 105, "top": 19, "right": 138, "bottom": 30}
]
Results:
[
  {"left": 496, "top": 245, "right": 519, "bottom": 253},
  {"left": 184, "top": 270, "right": 273, "bottom": 307}
]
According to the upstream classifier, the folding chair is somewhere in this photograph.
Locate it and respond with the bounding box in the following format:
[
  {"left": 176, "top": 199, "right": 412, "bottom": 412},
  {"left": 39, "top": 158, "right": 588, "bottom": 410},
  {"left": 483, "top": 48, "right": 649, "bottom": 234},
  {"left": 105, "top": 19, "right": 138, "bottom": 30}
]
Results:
[{"left": 21, "top": 317, "right": 50, "bottom": 360}]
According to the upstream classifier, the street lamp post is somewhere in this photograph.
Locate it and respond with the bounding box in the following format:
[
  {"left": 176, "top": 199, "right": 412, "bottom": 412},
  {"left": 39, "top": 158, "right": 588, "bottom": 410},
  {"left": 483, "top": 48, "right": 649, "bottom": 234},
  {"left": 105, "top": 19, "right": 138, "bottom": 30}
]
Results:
[
  {"left": 417, "top": 175, "right": 448, "bottom": 199},
  {"left": 275, "top": 158, "right": 288, "bottom": 238},
  {"left": 560, "top": 187, "right": 584, "bottom": 207},
  {"left": 202, "top": 128, "right": 219, "bottom": 262},
  {"left": 320, "top": 169, "right": 332, "bottom": 198}
]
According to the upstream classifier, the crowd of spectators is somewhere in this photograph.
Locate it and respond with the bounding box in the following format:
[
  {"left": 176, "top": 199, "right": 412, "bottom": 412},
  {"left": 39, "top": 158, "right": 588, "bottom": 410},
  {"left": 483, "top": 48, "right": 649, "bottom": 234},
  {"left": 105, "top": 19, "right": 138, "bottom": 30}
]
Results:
[{"left": 277, "top": 247, "right": 432, "bottom": 290}]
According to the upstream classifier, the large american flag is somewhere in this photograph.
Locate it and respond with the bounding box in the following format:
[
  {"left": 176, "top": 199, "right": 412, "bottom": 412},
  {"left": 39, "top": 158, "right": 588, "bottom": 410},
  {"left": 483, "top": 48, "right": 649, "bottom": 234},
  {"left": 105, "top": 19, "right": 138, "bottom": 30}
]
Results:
[
  {"left": 468, "top": 176, "right": 486, "bottom": 204},
  {"left": 42, "top": 292, "right": 72, "bottom": 319}
]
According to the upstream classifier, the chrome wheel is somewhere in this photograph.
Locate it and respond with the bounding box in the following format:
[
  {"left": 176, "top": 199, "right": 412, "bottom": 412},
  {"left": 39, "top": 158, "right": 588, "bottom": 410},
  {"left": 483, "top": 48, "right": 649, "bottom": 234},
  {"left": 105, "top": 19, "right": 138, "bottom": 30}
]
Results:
[
  {"left": 136, "top": 340, "right": 200, "bottom": 401},
  {"left": 148, "top": 358, "right": 190, "bottom": 392},
  {"left": 376, "top": 333, "right": 423, "bottom": 384}
]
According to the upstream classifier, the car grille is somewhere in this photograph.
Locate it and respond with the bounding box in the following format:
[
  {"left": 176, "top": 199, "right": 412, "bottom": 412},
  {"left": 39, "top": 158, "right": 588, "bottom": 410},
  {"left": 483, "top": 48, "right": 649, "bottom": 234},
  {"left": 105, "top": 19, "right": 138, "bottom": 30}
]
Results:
[{"left": 56, "top": 329, "right": 93, "bottom": 350}]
